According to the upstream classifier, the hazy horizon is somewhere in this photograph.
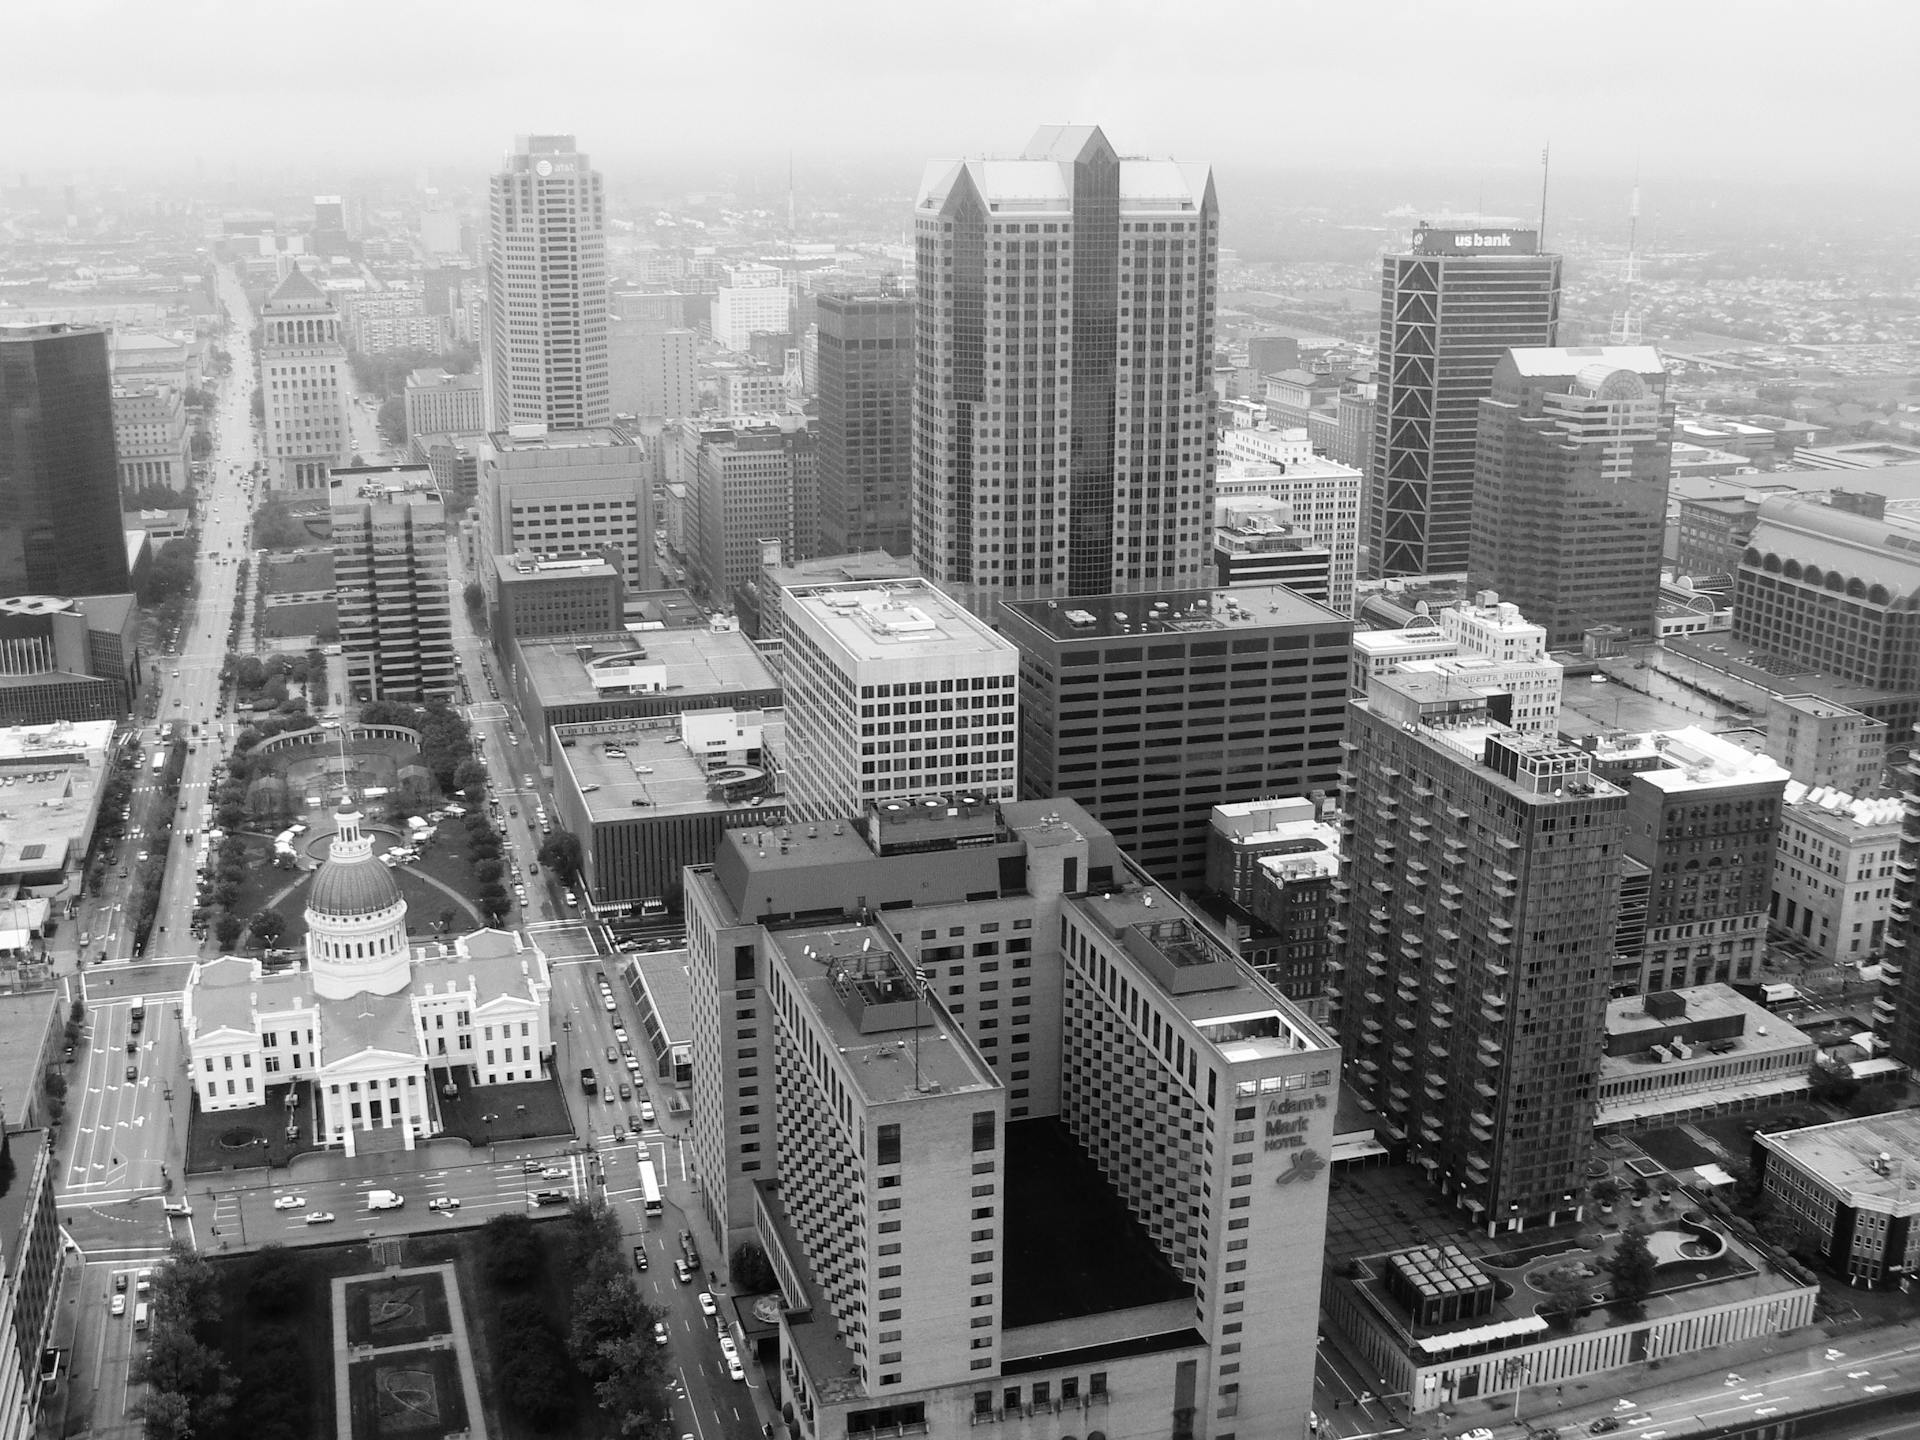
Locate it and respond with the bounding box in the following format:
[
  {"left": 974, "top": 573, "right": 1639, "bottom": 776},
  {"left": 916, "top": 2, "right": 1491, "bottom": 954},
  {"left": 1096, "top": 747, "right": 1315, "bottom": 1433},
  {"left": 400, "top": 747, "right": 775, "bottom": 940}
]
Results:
[{"left": 11, "top": 0, "right": 1918, "bottom": 199}]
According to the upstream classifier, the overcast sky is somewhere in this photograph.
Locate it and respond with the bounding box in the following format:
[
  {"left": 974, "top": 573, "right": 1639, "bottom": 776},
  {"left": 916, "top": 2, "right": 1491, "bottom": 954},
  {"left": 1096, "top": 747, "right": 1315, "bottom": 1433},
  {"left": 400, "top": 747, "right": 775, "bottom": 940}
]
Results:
[{"left": 11, "top": 0, "right": 1917, "bottom": 195}]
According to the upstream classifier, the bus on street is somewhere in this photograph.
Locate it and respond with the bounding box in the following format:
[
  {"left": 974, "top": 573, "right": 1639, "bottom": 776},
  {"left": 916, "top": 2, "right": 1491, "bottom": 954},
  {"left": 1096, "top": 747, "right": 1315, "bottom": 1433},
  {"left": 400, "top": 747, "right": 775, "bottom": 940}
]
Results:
[{"left": 638, "top": 1156, "right": 662, "bottom": 1216}]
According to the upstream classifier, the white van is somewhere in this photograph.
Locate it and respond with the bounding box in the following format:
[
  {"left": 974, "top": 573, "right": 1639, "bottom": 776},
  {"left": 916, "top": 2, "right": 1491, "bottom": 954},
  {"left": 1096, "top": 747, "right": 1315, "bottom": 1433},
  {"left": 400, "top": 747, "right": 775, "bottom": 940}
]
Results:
[
  {"left": 367, "top": 1189, "right": 405, "bottom": 1210},
  {"left": 134, "top": 1302, "right": 150, "bottom": 1333}
]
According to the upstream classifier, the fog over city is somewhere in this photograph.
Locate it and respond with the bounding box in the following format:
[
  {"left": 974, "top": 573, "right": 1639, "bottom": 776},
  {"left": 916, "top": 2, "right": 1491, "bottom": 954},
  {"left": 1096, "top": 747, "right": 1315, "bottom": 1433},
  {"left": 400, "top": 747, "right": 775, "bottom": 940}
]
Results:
[
  {"left": 14, "top": 0, "right": 1919, "bottom": 192},
  {"left": 11, "top": 7, "right": 1920, "bottom": 1440}
]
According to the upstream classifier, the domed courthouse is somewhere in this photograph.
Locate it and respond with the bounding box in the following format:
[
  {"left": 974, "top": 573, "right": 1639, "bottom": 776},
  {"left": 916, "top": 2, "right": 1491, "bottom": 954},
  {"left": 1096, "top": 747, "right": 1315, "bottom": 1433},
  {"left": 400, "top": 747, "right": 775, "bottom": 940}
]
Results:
[{"left": 182, "top": 798, "right": 553, "bottom": 1155}]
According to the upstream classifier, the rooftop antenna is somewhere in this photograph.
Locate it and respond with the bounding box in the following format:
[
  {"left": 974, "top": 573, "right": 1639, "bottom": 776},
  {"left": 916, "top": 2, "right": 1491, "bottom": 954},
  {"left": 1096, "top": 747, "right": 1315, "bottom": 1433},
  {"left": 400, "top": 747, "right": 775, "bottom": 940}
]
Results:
[
  {"left": 1609, "top": 168, "right": 1643, "bottom": 345},
  {"left": 1538, "top": 142, "right": 1551, "bottom": 250}
]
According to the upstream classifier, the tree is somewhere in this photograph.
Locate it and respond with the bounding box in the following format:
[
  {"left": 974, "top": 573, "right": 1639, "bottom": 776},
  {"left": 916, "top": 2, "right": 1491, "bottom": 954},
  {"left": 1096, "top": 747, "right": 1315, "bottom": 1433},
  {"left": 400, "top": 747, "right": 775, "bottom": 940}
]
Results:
[
  {"left": 463, "top": 580, "right": 485, "bottom": 614},
  {"left": 43, "top": 1070, "right": 67, "bottom": 1101},
  {"left": 539, "top": 829, "right": 584, "bottom": 882},
  {"left": 244, "top": 1244, "right": 310, "bottom": 1317},
  {"left": 730, "top": 1240, "right": 777, "bottom": 1293},
  {"left": 377, "top": 396, "right": 407, "bottom": 445},
  {"left": 1539, "top": 1265, "right": 1590, "bottom": 1330},
  {"left": 1604, "top": 1222, "right": 1658, "bottom": 1312},
  {"left": 588, "top": 1329, "right": 674, "bottom": 1435},
  {"left": 474, "top": 859, "right": 503, "bottom": 884},
  {"left": 495, "top": 1295, "right": 577, "bottom": 1429},
  {"left": 482, "top": 1213, "right": 542, "bottom": 1285},
  {"left": 250, "top": 909, "right": 288, "bottom": 948}
]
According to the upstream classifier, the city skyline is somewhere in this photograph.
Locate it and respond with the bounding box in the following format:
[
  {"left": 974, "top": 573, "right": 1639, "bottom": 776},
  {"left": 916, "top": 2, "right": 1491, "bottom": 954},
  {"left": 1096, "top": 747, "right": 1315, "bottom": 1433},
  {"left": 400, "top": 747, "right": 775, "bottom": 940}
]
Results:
[{"left": 7, "top": 1, "right": 1917, "bottom": 191}]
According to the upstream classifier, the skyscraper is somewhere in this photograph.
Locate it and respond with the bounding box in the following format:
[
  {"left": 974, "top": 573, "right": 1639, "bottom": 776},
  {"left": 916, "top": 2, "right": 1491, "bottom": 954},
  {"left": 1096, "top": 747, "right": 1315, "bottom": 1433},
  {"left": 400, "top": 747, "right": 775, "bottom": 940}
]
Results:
[
  {"left": 1000, "top": 584, "right": 1351, "bottom": 891},
  {"left": 1335, "top": 670, "right": 1626, "bottom": 1226},
  {"left": 1469, "top": 347, "right": 1674, "bottom": 648},
  {"left": 486, "top": 135, "right": 609, "bottom": 431},
  {"left": 258, "top": 267, "right": 351, "bottom": 493},
  {"left": 817, "top": 291, "right": 915, "bottom": 557},
  {"left": 330, "top": 467, "right": 455, "bottom": 703},
  {"left": 683, "top": 796, "right": 1336, "bottom": 1437},
  {"left": 913, "top": 125, "right": 1218, "bottom": 611},
  {"left": 0, "top": 323, "right": 130, "bottom": 598},
  {"left": 1368, "top": 225, "right": 1561, "bottom": 578}
]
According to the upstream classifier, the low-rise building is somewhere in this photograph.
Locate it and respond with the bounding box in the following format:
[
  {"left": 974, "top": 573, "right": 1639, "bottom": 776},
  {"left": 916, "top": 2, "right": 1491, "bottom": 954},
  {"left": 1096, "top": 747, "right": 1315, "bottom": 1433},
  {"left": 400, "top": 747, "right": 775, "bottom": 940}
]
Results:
[
  {"left": 0, "top": 595, "right": 140, "bottom": 726},
  {"left": 112, "top": 383, "right": 191, "bottom": 493},
  {"left": 0, "top": 720, "right": 117, "bottom": 910},
  {"left": 489, "top": 553, "right": 624, "bottom": 653},
  {"left": 1212, "top": 509, "right": 1334, "bottom": 602},
  {"left": 550, "top": 709, "right": 786, "bottom": 913},
  {"left": 1597, "top": 985, "right": 1817, "bottom": 1130},
  {"left": 1756, "top": 1110, "right": 1920, "bottom": 1288},
  {"left": 1324, "top": 1224, "right": 1816, "bottom": 1414},
  {"left": 403, "top": 367, "right": 484, "bottom": 444},
  {"left": 1765, "top": 694, "right": 1887, "bottom": 795},
  {"left": 1771, "top": 783, "right": 1901, "bottom": 963},
  {"left": 509, "top": 625, "right": 782, "bottom": 758}
]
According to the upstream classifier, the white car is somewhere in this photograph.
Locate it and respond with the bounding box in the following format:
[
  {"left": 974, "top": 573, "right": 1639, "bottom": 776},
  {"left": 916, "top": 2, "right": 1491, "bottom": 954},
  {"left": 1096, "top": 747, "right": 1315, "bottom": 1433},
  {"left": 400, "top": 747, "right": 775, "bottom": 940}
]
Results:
[
  {"left": 639, "top": 1100, "right": 656, "bottom": 1123},
  {"left": 698, "top": 1291, "right": 717, "bottom": 1317},
  {"left": 111, "top": 1294, "right": 126, "bottom": 1318},
  {"left": 726, "top": 1355, "right": 745, "bottom": 1382},
  {"left": 603, "top": 996, "right": 617, "bottom": 1012},
  {"left": 612, "top": 1026, "right": 628, "bottom": 1044},
  {"left": 273, "top": 1194, "right": 306, "bottom": 1211},
  {"left": 652, "top": 1320, "right": 669, "bottom": 1347},
  {"left": 304, "top": 1211, "right": 335, "bottom": 1225}
]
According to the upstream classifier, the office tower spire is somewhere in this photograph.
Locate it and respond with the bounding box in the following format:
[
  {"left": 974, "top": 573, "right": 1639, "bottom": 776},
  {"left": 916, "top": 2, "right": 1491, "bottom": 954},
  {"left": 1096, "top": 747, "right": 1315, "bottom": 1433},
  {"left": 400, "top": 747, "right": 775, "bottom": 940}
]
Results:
[
  {"left": 1368, "top": 225, "right": 1562, "bottom": 578},
  {"left": 486, "top": 135, "right": 609, "bottom": 431},
  {"left": 913, "top": 126, "right": 1218, "bottom": 611}
]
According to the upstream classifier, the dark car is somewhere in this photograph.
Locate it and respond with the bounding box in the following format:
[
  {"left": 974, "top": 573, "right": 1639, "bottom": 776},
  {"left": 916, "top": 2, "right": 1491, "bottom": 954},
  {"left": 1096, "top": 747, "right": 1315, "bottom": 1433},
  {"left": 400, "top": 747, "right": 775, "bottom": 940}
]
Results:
[
  {"left": 1589, "top": 1420, "right": 1620, "bottom": 1435},
  {"left": 632, "top": 1245, "right": 648, "bottom": 1272},
  {"left": 531, "top": 1189, "right": 570, "bottom": 1206}
]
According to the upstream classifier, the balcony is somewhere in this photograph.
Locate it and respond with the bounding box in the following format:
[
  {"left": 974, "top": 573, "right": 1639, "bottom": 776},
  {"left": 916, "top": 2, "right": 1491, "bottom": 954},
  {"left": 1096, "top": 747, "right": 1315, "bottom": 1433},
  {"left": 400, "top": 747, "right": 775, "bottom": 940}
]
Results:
[
  {"left": 1394, "top": 1014, "right": 1417, "bottom": 1031},
  {"left": 1474, "top": 1079, "right": 1499, "bottom": 1099}
]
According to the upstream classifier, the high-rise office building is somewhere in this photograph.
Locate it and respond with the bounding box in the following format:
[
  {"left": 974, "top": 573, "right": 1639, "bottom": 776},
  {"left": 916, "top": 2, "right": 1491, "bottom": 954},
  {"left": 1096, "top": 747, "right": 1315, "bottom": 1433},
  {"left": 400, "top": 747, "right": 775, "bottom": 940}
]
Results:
[
  {"left": 913, "top": 125, "right": 1218, "bottom": 611},
  {"left": 0, "top": 324, "right": 128, "bottom": 599},
  {"left": 1000, "top": 585, "right": 1351, "bottom": 891},
  {"left": 486, "top": 135, "right": 609, "bottom": 431},
  {"left": 476, "top": 425, "right": 654, "bottom": 607},
  {"left": 817, "top": 292, "right": 915, "bottom": 557},
  {"left": 683, "top": 417, "right": 817, "bottom": 610},
  {"left": 710, "top": 264, "right": 790, "bottom": 353},
  {"left": 778, "top": 575, "right": 1018, "bottom": 822},
  {"left": 683, "top": 795, "right": 1336, "bottom": 1438},
  {"left": 1368, "top": 226, "right": 1561, "bottom": 578},
  {"left": 1335, "top": 670, "right": 1626, "bottom": 1226},
  {"left": 609, "top": 320, "right": 697, "bottom": 420},
  {"left": 1469, "top": 347, "right": 1674, "bottom": 648},
  {"left": 259, "top": 267, "right": 352, "bottom": 493},
  {"left": 330, "top": 467, "right": 455, "bottom": 703},
  {"left": 0, "top": 323, "right": 130, "bottom": 600},
  {"left": 1577, "top": 728, "right": 1787, "bottom": 996}
]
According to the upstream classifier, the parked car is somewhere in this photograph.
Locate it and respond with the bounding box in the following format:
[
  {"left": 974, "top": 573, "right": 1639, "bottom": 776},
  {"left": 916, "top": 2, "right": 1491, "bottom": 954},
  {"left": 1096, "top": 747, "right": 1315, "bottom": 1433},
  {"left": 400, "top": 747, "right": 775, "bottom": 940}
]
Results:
[
  {"left": 639, "top": 1100, "right": 656, "bottom": 1124},
  {"left": 698, "top": 1292, "right": 717, "bottom": 1318},
  {"left": 111, "top": 1294, "right": 126, "bottom": 1318}
]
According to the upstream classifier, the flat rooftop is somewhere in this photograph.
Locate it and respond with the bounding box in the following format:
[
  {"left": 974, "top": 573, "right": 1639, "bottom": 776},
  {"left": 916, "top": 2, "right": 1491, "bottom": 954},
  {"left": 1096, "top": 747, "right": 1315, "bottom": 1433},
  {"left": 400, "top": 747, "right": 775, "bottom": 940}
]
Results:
[
  {"left": 559, "top": 714, "right": 783, "bottom": 823},
  {"left": 1003, "top": 581, "right": 1347, "bottom": 642},
  {"left": 1602, "top": 726, "right": 1791, "bottom": 794},
  {"left": 1072, "top": 888, "right": 1335, "bottom": 1051},
  {"left": 0, "top": 719, "right": 116, "bottom": 879},
  {"left": 1758, "top": 1111, "right": 1920, "bottom": 1212},
  {"left": 1001, "top": 1117, "right": 1191, "bottom": 1328},
  {"left": 0, "top": 991, "right": 56, "bottom": 1131},
  {"left": 786, "top": 580, "right": 1011, "bottom": 664},
  {"left": 769, "top": 922, "right": 1001, "bottom": 1105},
  {"left": 519, "top": 629, "right": 779, "bottom": 707},
  {"left": 487, "top": 425, "right": 634, "bottom": 451},
  {"left": 493, "top": 552, "right": 621, "bottom": 584}
]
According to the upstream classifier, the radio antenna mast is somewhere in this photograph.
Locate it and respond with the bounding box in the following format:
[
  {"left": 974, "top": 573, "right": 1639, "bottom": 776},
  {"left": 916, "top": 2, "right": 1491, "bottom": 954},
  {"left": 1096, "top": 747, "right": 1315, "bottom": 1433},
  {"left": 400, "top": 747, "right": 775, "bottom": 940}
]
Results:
[
  {"left": 1609, "top": 174, "right": 1643, "bottom": 344},
  {"left": 1537, "top": 142, "right": 1551, "bottom": 248}
]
